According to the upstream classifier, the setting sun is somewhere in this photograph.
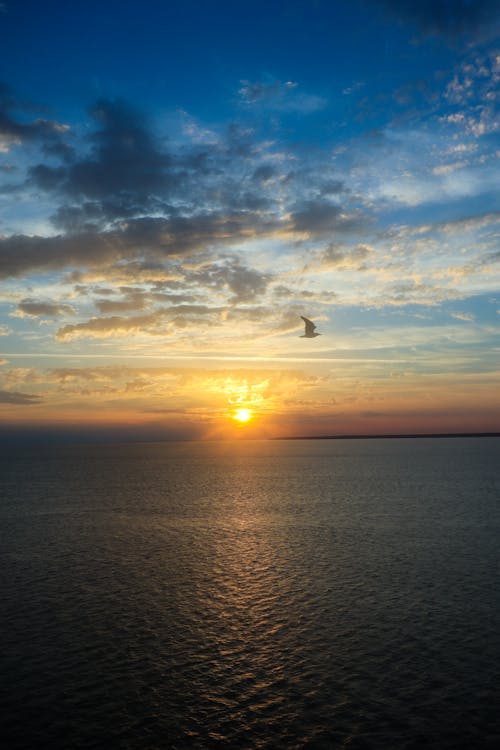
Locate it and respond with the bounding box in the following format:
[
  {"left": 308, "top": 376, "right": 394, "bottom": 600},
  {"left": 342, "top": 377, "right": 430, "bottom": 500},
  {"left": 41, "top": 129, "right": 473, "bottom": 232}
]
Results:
[{"left": 232, "top": 408, "right": 253, "bottom": 423}]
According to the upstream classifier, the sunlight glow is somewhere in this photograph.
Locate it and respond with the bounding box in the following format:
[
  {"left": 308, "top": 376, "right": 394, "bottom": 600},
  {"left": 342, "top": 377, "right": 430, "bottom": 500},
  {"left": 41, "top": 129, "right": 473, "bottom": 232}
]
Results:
[{"left": 232, "top": 408, "right": 253, "bottom": 423}]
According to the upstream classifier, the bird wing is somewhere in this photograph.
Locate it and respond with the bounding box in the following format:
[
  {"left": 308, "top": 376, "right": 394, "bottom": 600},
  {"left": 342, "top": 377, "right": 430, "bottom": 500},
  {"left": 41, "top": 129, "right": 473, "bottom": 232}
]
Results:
[{"left": 300, "top": 316, "right": 316, "bottom": 334}]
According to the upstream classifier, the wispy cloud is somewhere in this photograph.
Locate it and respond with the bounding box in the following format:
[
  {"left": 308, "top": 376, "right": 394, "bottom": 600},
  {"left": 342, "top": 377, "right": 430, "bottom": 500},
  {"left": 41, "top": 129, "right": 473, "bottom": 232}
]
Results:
[
  {"left": 238, "top": 78, "right": 326, "bottom": 113},
  {"left": 0, "top": 388, "right": 42, "bottom": 404}
]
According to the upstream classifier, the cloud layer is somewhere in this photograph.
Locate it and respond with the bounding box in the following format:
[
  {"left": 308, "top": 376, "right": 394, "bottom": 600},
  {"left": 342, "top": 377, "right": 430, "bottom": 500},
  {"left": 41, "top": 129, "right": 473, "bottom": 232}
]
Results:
[{"left": 1, "top": 4, "right": 499, "bottom": 439}]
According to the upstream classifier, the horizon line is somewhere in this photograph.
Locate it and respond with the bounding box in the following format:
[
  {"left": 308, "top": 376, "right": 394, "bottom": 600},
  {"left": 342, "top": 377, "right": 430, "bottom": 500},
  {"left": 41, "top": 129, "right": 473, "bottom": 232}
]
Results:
[{"left": 0, "top": 430, "right": 499, "bottom": 445}]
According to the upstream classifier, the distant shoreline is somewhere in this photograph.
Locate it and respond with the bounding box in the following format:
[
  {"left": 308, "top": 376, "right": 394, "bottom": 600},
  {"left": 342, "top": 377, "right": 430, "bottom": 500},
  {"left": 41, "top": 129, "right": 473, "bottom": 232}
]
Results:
[
  {"left": 275, "top": 432, "right": 500, "bottom": 440},
  {"left": 0, "top": 431, "right": 499, "bottom": 446}
]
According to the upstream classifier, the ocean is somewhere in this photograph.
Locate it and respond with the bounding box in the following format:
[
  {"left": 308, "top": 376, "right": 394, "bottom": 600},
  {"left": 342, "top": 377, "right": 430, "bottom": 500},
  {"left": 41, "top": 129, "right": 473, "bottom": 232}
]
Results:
[{"left": 1, "top": 437, "right": 499, "bottom": 749}]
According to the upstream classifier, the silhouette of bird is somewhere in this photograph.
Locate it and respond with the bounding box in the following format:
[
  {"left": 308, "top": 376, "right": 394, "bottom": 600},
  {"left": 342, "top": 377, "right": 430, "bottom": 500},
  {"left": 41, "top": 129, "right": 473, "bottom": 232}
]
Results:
[{"left": 300, "top": 316, "right": 321, "bottom": 338}]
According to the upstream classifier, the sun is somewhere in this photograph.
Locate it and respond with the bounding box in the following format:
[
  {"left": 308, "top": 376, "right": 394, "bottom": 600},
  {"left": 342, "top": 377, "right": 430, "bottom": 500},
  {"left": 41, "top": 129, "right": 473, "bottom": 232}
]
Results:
[{"left": 232, "top": 408, "right": 253, "bottom": 423}]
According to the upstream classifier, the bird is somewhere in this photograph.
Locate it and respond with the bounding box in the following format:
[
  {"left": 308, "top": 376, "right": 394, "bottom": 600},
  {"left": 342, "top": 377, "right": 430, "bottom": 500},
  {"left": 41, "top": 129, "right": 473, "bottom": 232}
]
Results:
[{"left": 300, "top": 316, "right": 321, "bottom": 338}]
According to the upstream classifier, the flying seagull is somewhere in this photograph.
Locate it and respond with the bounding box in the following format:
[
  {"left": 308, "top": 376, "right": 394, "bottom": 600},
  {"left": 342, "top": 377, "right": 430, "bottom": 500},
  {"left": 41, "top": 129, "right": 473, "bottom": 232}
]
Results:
[{"left": 300, "top": 316, "right": 321, "bottom": 338}]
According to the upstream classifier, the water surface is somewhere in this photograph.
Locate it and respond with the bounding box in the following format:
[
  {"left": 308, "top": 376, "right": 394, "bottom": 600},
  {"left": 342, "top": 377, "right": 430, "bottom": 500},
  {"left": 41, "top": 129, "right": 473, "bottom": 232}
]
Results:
[{"left": 1, "top": 438, "right": 499, "bottom": 748}]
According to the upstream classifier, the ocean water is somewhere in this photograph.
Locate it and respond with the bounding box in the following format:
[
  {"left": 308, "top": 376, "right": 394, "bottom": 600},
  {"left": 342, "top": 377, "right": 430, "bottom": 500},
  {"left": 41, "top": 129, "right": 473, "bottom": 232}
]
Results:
[{"left": 1, "top": 437, "right": 499, "bottom": 749}]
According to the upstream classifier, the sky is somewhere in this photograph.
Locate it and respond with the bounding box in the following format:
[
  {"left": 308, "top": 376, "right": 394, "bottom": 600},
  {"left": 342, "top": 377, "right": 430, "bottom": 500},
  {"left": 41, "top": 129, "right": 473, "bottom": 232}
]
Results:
[{"left": 1, "top": 0, "right": 499, "bottom": 440}]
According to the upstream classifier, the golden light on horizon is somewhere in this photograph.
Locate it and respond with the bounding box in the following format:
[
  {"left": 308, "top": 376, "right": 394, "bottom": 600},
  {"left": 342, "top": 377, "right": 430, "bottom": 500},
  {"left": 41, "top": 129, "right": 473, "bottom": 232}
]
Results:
[{"left": 232, "top": 408, "right": 253, "bottom": 423}]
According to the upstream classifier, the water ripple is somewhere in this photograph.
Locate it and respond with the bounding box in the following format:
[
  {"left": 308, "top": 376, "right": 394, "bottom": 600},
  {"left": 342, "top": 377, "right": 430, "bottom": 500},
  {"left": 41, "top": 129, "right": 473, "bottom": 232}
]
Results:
[{"left": 1, "top": 438, "right": 499, "bottom": 748}]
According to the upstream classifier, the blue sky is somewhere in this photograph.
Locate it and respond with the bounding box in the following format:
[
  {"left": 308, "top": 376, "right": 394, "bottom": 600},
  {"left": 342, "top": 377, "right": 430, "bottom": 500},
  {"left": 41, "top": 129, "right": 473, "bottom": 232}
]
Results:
[{"left": 0, "top": 0, "right": 499, "bottom": 438}]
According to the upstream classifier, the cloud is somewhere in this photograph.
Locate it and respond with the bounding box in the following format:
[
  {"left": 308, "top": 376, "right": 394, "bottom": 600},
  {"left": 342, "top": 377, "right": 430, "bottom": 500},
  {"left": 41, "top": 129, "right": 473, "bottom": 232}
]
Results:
[
  {"left": 291, "top": 200, "right": 366, "bottom": 235},
  {"left": 24, "top": 102, "right": 277, "bottom": 231},
  {"left": 0, "top": 323, "right": 12, "bottom": 335},
  {"left": 55, "top": 313, "right": 167, "bottom": 341},
  {"left": 91, "top": 286, "right": 197, "bottom": 313},
  {"left": 238, "top": 78, "right": 326, "bottom": 113},
  {"left": 13, "top": 298, "right": 76, "bottom": 318},
  {"left": 239, "top": 78, "right": 297, "bottom": 103},
  {"left": 0, "top": 212, "right": 280, "bottom": 279},
  {"left": 93, "top": 291, "right": 148, "bottom": 314},
  {"left": 0, "top": 82, "right": 69, "bottom": 152},
  {"left": 0, "top": 389, "right": 42, "bottom": 404},
  {"left": 0, "top": 364, "right": 323, "bottom": 418},
  {"left": 0, "top": 230, "right": 122, "bottom": 279},
  {"left": 189, "top": 259, "right": 271, "bottom": 303},
  {"left": 252, "top": 164, "right": 276, "bottom": 182},
  {"left": 435, "top": 210, "right": 500, "bottom": 235},
  {"left": 451, "top": 312, "right": 475, "bottom": 321},
  {"left": 373, "top": 0, "right": 500, "bottom": 43},
  {"left": 1, "top": 93, "right": 367, "bottom": 286},
  {"left": 272, "top": 285, "right": 338, "bottom": 304},
  {"left": 316, "top": 243, "right": 371, "bottom": 270},
  {"left": 381, "top": 280, "right": 464, "bottom": 306},
  {"left": 26, "top": 98, "right": 174, "bottom": 224},
  {"left": 432, "top": 161, "right": 468, "bottom": 176},
  {"left": 55, "top": 304, "right": 221, "bottom": 341},
  {"left": 342, "top": 81, "right": 365, "bottom": 96}
]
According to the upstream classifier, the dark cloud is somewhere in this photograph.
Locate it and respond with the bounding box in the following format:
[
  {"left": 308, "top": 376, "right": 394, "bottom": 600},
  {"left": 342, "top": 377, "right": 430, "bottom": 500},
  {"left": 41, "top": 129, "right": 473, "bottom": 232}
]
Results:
[
  {"left": 0, "top": 389, "right": 42, "bottom": 404},
  {"left": 28, "top": 98, "right": 175, "bottom": 224},
  {"left": 28, "top": 164, "right": 66, "bottom": 190},
  {"left": 94, "top": 292, "right": 148, "bottom": 314},
  {"left": 50, "top": 202, "right": 105, "bottom": 233},
  {"left": 373, "top": 0, "right": 500, "bottom": 42},
  {"left": 0, "top": 82, "right": 68, "bottom": 145},
  {"left": 42, "top": 141, "right": 76, "bottom": 163},
  {"left": 1, "top": 93, "right": 367, "bottom": 284},
  {"left": 0, "top": 231, "right": 122, "bottom": 279},
  {"left": 292, "top": 201, "right": 342, "bottom": 233},
  {"left": 189, "top": 260, "right": 271, "bottom": 303},
  {"left": 0, "top": 212, "right": 279, "bottom": 279},
  {"left": 0, "top": 195, "right": 366, "bottom": 278},
  {"left": 15, "top": 298, "right": 75, "bottom": 318},
  {"left": 252, "top": 164, "right": 276, "bottom": 182},
  {"left": 224, "top": 123, "right": 258, "bottom": 158},
  {"left": 291, "top": 200, "right": 365, "bottom": 235},
  {"left": 319, "top": 180, "right": 345, "bottom": 196}
]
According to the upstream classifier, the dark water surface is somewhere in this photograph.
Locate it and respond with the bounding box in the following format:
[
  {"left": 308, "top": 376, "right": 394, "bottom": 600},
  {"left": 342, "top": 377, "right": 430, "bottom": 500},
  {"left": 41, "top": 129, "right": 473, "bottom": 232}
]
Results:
[{"left": 1, "top": 437, "right": 499, "bottom": 749}]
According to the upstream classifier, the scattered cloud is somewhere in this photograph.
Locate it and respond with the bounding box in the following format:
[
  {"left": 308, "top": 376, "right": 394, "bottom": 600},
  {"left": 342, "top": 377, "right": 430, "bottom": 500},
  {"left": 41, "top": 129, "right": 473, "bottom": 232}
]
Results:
[
  {"left": 315, "top": 243, "right": 372, "bottom": 270},
  {"left": 432, "top": 161, "right": 467, "bottom": 176},
  {"left": 381, "top": 280, "right": 464, "bottom": 306},
  {"left": 342, "top": 81, "right": 365, "bottom": 96},
  {"left": 238, "top": 78, "right": 326, "bottom": 113},
  {"left": 451, "top": 312, "right": 475, "bottom": 321}
]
